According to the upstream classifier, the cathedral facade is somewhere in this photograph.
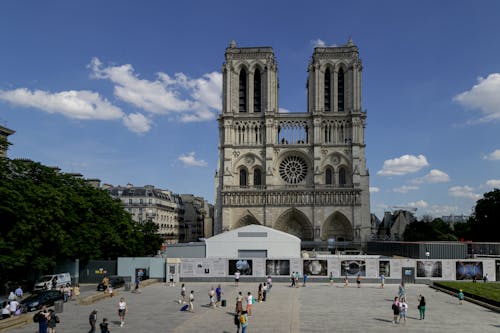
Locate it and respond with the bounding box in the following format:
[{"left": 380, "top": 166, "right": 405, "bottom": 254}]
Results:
[{"left": 214, "top": 39, "right": 371, "bottom": 243}]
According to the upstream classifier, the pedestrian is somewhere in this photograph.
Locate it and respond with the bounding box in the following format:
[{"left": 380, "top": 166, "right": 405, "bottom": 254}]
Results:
[
  {"left": 36, "top": 305, "right": 49, "bottom": 333},
  {"left": 107, "top": 285, "right": 114, "bottom": 297},
  {"left": 246, "top": 292, "right": 253, "bottom": 316},
  {"left": 391, "top": 297, "right": 400, "bottom": 324},
  {"left": 88, "top": 309, "right": 98, "bottom": 333},
  {"left": 14, "top": 286, "right": 23, "bottom": 299},
  {"left": 356, "top": 274, "right": 361, "bottom": 288},
  {"left": 234, "top": 310, "right": 241, "bottom": 333},
  {"left": 483, "top": 274, "right": 488, "bottom": 283},
  {"left": 134, "top": 277, "right": 141, "bottom": 294},
  {"left": 295, "top": 271, "right": 300, "bottom": 288},
  {"left": 117, "top": 297, "right": 127, "bottom": 327},
  {"left": 303, "top": 273, "right": 308, "bottom": 287},
  {"left": 235, "top": 270, "right": 241, "bottom": 287},
  {"left": 418, "top": 295, "right": 426, "bottom": 320},
  {"left": 398, "top": 282, "right": 406, "bottom": 299},
  {"left": 73, "top": 284, "right": 80, "bottom": 300},
  {"left": 63, "top": 284, "right": 71, "bottom": 302},
  {"left": 258, "top": 283, "right": 263, "bottom": 302},
  {"left": 329, "top": 272, "right": 334, "bottom": 286},
  {"left": 169, "top": 273, "right": 175, "bottom": 287},
  {"left": 47, "top": 309, "right": 59, "bottom": 333},
  {"left": 266, "top": 275, "right": 272, "bottom": 295},
  {"left": 99, "top": 318, "right": 110, "bottom": 333},
  {"left": 344, "top": 275, "right": 348, "bottom": 287},
  {"left": 290, "top": 272, "right": 296, "bottom": 287},
  {"left": 235, "top": 291, "right": 243, "bottom": 313},
  {"left": 399, "top": 297, "right": 408, "bottom": 325},
  {"left": 189, "top": 290, "right": 195, "bottom": 312},
  {"left": 8, "top": 298, "right": 19, "bottom": 316},
  {"left": 8, "top": 291, "right": 16, "bottom": 301},
  {"left": 2, "top": 303, "right": 10, "bottom": 319},
  {"left": 179, "top": 284, "right": 186, "bottom": 304},
  {"left": 458, "top": 289, "right": 464, "bottom": 305},
  {"left": 216, "top": 284, "right": 224, "bottom": 307},
  {"left": 208, "top": 286, "right": 215, "bottom": 305},
  {"left": 380, "top": 274, "right": 385, "bottom": 288},
  {"left": 262, "top": 283, "right": 267, "bottom": 302},
  {"left": 239, "top": 310, "right": 249, "bottom": 333}
]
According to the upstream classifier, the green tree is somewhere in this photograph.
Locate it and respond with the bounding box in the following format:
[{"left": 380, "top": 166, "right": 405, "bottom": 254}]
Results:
[
  {"left": 403, "top": 218, "right": 457, "bottom": 241},
  {"left": 469, "top": 189, "right": 500, "bottom": 241}
]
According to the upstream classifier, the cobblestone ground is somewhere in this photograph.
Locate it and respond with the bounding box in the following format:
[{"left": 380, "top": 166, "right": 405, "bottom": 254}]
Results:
[{"left": 8, "top": 282, "right": 500, "bottom": 332}]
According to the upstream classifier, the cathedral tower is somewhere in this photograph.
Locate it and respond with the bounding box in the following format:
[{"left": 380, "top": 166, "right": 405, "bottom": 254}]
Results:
[{"left": 215, "top": 39, "right": 370, "bottom": 244}]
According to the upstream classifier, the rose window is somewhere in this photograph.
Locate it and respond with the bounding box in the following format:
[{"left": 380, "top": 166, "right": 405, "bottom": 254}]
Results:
[{"left": 279, "top": 156, "right": 307, "bottom": 184}]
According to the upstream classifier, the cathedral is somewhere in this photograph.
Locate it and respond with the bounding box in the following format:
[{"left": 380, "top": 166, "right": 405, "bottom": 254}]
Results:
[{"left": 214, "top": 39, "right": 371, "bottom": 244}]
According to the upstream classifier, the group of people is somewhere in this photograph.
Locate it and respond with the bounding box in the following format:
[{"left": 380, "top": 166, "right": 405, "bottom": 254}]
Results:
[
  {"left": 2, "top": 286, "right": 23, "bottom": 319},
  {"left": 390, "top": 282, "right": 427, "bottom": 325},
  {"left": 177, "top": 283, "right": 195, "bottom": 312},
  {"left": 88, "top": 297, "right": 127, "bottom": 332},
  {"left": 33, "top": 305, "right": 60, "bottom": 333}
]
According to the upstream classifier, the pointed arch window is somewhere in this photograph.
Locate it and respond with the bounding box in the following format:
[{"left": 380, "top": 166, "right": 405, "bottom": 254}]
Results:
[
  {"left": 254, "top": 168, "right": 262, "bottom": 186},
  {"left": 254, "top": 68, "right": 261, "bottom": 112},
  {"left": 239, "top": 168, "right": 248, "bottom": 187},
  {"left": 239, "top": 69, "right": 247, "bottom": 112},
  {"left": 339, "top": 167, "right": 346, "bottom": 186},
  {"left": 325, "top": 167, "right": 333, "bottom": 185},
  {"left": 324, "top": 68, "right": 331, "bottom": 111},
  {"left": 338, "top": 68, "right": 344, "bottom": 111}
]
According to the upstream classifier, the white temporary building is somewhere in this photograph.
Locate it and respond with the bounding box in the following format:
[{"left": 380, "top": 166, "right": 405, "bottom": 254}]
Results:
[{"left": 205, "top": 224, "right": 301, "bottom": 258}]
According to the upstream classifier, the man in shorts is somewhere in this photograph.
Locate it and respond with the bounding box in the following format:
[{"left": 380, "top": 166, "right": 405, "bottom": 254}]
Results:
[{"left": 235, "top": 270, "right": 241, "bottom": 287}]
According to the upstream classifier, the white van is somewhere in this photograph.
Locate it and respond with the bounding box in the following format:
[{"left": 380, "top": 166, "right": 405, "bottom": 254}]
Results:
[{"left": 34, "top": 273, "right": 72, "bottom": 290}]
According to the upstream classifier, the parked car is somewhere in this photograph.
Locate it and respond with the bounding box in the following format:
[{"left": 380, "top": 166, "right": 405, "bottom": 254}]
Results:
[
  {"left": 0, "top": 297, "right": 9, "bottom": 320},
  {"left": 20, "top": 290, "right": 63, "bottom": 312},
  {"left": 33, "top": 273, "right": 71, "bottom": 290},
  {"left": 96, "top": 276, "right": 126, "bottom": 291}
]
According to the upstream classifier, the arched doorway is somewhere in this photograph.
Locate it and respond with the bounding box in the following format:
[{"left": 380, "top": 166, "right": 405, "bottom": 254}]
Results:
[
  {"left": 233, "top": 215, "right": 260, "bottom": 229},
  {"left": 274, "top": 208, "right": 313, "bottom": 240},
  {"left": 322, "top": 212, "right": 353, "bottom": 241}
]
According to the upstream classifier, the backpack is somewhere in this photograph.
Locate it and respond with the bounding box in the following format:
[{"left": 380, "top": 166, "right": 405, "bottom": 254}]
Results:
[
  {"left": 234, "top": 314, "right": 240, "bottom": 325},
  {"left": 33, "top": 312, "right": 40, "bottom": 323},
  {"left": 392, "top": 303, "right": 400, "bottom": 314},
  {"left": 239, "top": 314, "right": 247, "bottom": 325}
]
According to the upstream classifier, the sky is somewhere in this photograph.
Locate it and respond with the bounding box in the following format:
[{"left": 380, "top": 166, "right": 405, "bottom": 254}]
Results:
[{"left": 1, "top": 1, "right": 499, "bottom": 219}]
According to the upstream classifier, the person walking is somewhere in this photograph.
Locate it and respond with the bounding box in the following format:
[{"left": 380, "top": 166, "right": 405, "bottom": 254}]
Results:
[
  {"left": 239, "top": 310, "right": 249, "bottom": 333},
  {"left": 117, "top": 297, "right": 127, "bottom": 327},
  {"left": 246, "top": 292, "right": 253, "bottom": 316},
  {"left": 329, "top": 272, "right": 334, "bottom": 286},
  {"left": 234, "top": 311, "right": 241, "bottom": 333},
  {"left": 99, "top": 318, "right": 110, "bottom": 333},
  {"left": 14, "top": 286, "right": 23, "bottom": 299},
  {"left": 179, "top": 284, "right": 186, "bottom": 304},
  {"left": 216, "top": 284, "right": 224, "bottom": 307},
  {"left": 379, "top": 274, "right": 385, "bottom": 288},
  {"left": 8, "top": 298, "right": 19, "bottom": 316},
  {"left": 418, "top": 295, "right": 426, "bottom": 320},
  {"left": 257, "top": 283, "right": 263, "bottom": 302},
  {"left": 73, "top": 284, "right": 80, "bottom": 300},
  {"left": 344, "top": 275, "right": 348, "bottom": 287},
  {"left": 134, "top": 277, "right": 141, "bottom": 294},
  {"left": 37, "top": 305, "right": 49, "bottom": 333},
  {"left": 189, "top": 290, "right": 195, "bottom": 312},
  {"left": 47, "top": 309, "right": 59, "bottom": 333},
  {"left": 356, "top": 274, "right": 361, "bottom": 288},
  {"left": 458, "top": 289, "right": 464, "bottom": 305},
  {"left": 262, "top": 283, "right": 267, "bottom": 302},
  {"left": 169, "top": 273, "right": 175, "bottom": 287},
  {"left": 290, "top": 272, "right": 296, "bottom": 287},
  {"left": 303, "top": 273, "right": 308, "bottom": 287},
  {"left": 391, "top": 297, "right": 400, "bottom": 324},
  {"left": 88, "top": 309, "right": 98, "bottom": 333},
  {"left": 208, "top": 286, "right": 215, "bottom": 306},
  {"left": 266, "top": 276, "right": 272, "bottom": 295},
  {"left": 398, "top": 282, "right": 406, "bottom": 299},
  {"left": 235, "top": 270, "right": 241, "bottom": 287},
  {"left": 399, "top": 297, "right": 408, "bottom": 325}
]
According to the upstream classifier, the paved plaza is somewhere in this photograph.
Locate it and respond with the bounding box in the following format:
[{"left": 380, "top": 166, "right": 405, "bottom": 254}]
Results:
[{"left": 8, "top": 281, "right": 500, "bottom": 332}]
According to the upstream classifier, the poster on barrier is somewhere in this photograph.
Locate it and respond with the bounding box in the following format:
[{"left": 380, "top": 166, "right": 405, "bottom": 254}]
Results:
[
  {"left": 266, "top": 260, "right": 290, "bottom": 276},
  {"left": 303, "top": 260, "right": 327, "bottom": 276},
  {"left": 417, "top": 261, "right": 442, "bottom": 277},
  {"left": 341, "top": 260, "right": 366, "bottom": 276},
  {"left": 379, "top": 261, "right": 391, "bottom": 277},
  {"left": 229, "top": 259, "right": 253, "bottom": 275},
  {"left": 456, "top": 261, "right": 483, "bottom": 280}
]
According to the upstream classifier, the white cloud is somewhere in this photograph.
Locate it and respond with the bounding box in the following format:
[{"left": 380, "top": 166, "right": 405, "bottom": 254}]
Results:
[
  {"left": 0, "top": 88, "right": 123, "bottom": 120},
  {"left": 178, "top": 152, "right": 207, "bottom": 167},
  {"left": 483, "top": 149, "right": 500, "bottom": 160},
  {"left": 412, "top": 169, "right": 450, "bottom": 184},
  {"left": 312, "top": 39, "right": 326, "bottom": 47},
  {"left": 486, "top": 179, "right": 500, "bottom": 188},
  {"left": 90, "top": 57, "right": 221, "bottom": 122},
  {"left": 122, "top": 113, "right": 152, "bottom": 134},
  {"left": 369, "top": 187, "right": 380, "bottom": 193},
  {"left": 279, "top": 107, "right": 291, "bottom": 113},
  {"left": 426, "top": 205, "right": 463, "bottom": 217},
  {"left": 377, "top": 154, "right": 429, "bottom": 176},
  {"left": 453, "top": 73, "right": 500, "bottom": 123},
  {"left": 448, "top": 185, "right": 481, "bottom": 200},
  {"left": 407, "top": 200, "right": 429, "bottom": 209},
  {"left": 393, "top": 185, "right": 419, "bottom": 193}
]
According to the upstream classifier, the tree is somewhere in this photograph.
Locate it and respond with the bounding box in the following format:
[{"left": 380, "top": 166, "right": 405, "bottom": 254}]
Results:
[
  {"left": 469, "top": 189, "right": 500, "bottom": 241},
  {"left": 402, "top": 218, "right": 457, "bottom": 241}
]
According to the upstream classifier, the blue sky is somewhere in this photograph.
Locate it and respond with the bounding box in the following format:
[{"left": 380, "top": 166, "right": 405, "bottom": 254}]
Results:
[{"left": 1, "top": 1, "right": 499, "bottom": 219}]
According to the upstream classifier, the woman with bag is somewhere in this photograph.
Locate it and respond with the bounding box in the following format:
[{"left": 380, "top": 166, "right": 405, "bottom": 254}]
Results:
[{"left": 418, "top": 295, "right": 426, "bottom": 320}]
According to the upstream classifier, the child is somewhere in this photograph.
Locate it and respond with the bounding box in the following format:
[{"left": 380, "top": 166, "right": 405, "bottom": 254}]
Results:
[
  {"left": 458, "top": 289, "right": 464, "bottom": 305},
  {"left": 100, "top": 318, "right": 110, "bottom": 333}
]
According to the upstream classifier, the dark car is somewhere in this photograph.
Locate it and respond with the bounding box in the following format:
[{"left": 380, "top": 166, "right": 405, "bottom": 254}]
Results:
[
  {"left": 20, "top": 290, "right": 63, "bottom": 312},
  {"left": 96, "top": 276, "right": 125, "bottom": 291}
]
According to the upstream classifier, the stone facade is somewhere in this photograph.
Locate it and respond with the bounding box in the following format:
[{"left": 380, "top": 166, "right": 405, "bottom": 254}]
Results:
[
  {"left": 214, "top": 39, "right": 371, "bottom": 243},
  {"left": 0, "top": 125, "right": 15, "bottom": 158},
  {"left": 180, "top": 194, "right": 214, "bottom": 242}
]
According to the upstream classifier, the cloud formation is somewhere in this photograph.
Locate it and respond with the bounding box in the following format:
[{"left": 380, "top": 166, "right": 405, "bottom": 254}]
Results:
[
  {"left": 0, "top": 88, "right": 123, "bottom": 120},
  {"left": 123, "top": 113, "right": 152, "bottom": 133},
  {"left": 377, "top": 154, "right": 429, "bottom": 176},
  {"left": 407, "top": 200, "right": 429, "bottom": 209},
  {"left": 90, "top": 58, "right": 221, "bottom": 122},
  {"left": 369, "top": 187, "right": 380, "bottom": 193},
  {"left": 178, "top": 152, "right": 207, "bottom": 167},
  {"left": 453, "top": 73, "right": 500, "bottom": 123},
  {"left": 486, "top": 179, "right": 500, "bottom": 188},
  {"left": 393, "top": 185, "right": 419, "bottom": 193},
  {"left": 448, "top": 185, "right": 481, "bottom": 200},
  {"left": 412, "top": 169, "right": 450, "bottom": 184},
  {"left": 483, "top": 149, "right": 500, "bottom": 160}
]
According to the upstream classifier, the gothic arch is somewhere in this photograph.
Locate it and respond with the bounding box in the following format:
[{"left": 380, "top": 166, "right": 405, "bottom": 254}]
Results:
[
  {"left": 274, "top": 208, "right": 313, "bottom": 240},
  {"left": 234, "top": 214, "right": 261, "bottom": 228},
  {"left": 233, "top": 153, "right": 264, "bottom": 174},
  {"left": 321, "top": 212, "right": 353, "bottom": 241}
]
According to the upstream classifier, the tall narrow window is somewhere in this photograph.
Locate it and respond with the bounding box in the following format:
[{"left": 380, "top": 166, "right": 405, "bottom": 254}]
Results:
[
  {"left": 339, "top": 167, "right": 346, "bottom": 186},
  {"left": 338, "top": 68, "right": 344, "bottom": 111},
  {"left": 324, "top": 68, "right": 331, "bottom": 111},
  {"left": 239, "top": 169, "right": 248, "bottom": 187},
  {"left": 254, "top": 168, "right": 262, "bottom": 186},
  {"left": 325, "top": 168, "right": 333, "bottom": 185},
  {"left": 254, "top": 69, "right": 261, "bottom": 112},
  {"left": 239, "top": 69, "right": 247, "bottom": 112}
]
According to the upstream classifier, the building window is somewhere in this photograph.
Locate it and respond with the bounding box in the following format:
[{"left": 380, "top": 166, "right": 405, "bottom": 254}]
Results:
[
  {"left": 140, "top": 199, "right": 143, "bottom": 204},
  {"left": 324, "top": 68, "right": 331, "bottom": 111},
  {"left": 129, "top": 199, "right": 132, "bottom": 204},
  {"left": 254, "top": 68, "right": 261, "bottom": 112},
  {"left": 338, "top": 68, "right": 344, "bottom": 111},
  {"left": 239, "top": 168, "right": 248, "bottom": 187},
  {"left": 339, "top": 167, "right": 346, "bottom": 186},
  {"left": 239, "top": 69, "right": 247, "bottom": 112},
  {"left": 325, "top": 168, "right": 333, "bottom": 185},
  {"left": 254, "top": 168, "right": 262, "bottom": 186}
]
